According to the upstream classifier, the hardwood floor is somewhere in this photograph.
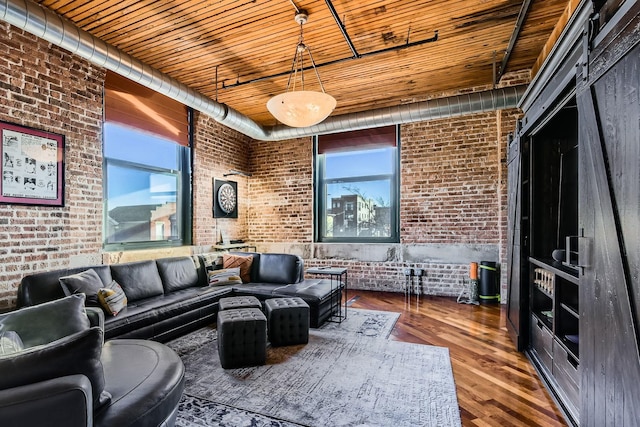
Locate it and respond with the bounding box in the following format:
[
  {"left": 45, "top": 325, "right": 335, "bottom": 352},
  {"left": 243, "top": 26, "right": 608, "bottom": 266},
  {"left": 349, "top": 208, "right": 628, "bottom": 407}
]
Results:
[{"left": 347, "top": 290, "right": 568, "bottom": 427}]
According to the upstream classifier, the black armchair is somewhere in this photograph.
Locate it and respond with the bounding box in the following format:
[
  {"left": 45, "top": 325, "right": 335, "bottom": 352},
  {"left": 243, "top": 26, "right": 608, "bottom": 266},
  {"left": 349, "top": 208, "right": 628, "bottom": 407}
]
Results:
[{"left": 0, "top": 295, "right": 185, "bottom": 427}]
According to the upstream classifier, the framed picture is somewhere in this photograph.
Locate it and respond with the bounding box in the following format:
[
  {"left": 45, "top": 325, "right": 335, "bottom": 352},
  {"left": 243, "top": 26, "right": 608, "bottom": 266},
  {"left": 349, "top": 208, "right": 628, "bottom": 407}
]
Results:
[
  {"left": 0, "top": 121, "right": 65, "bottom": 206},
  {"left": 213, "top": 178, "right": 238, "bottom": 218}
]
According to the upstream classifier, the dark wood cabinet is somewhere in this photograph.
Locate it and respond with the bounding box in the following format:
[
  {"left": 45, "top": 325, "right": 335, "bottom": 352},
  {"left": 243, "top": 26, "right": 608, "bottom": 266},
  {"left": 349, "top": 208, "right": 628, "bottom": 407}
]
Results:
[
  {"left": 507, "top": 2, "right": 640, "bottom": 425},
  {"left": 516, "top": 95, "right": 580, "bottom": 424}
]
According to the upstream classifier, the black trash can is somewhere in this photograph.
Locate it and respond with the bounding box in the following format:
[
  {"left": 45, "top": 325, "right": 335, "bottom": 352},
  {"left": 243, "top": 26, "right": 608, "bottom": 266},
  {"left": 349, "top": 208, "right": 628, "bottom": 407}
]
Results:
[{"left": 478, "top": 261, "right": 499, "bottom": 304}]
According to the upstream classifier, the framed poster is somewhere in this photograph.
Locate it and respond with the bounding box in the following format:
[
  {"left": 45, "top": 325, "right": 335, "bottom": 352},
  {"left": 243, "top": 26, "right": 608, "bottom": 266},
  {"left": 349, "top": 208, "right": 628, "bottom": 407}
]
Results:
[{"left": 0, "top": 121, "right": 64, "bottom": 206}]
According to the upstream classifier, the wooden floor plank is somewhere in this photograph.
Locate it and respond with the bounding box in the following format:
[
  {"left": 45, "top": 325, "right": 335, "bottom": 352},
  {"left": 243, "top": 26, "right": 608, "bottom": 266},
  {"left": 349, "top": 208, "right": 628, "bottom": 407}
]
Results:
[{"left": 348, "top": 291, "right": 568, "bottom": 426}]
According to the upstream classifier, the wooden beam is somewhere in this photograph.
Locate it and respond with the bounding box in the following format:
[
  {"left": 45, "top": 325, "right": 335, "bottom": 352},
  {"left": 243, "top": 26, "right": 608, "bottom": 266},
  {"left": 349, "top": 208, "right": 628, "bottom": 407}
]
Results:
[{"left": 531, "top": 0, "right": 581, "bottom": 78}]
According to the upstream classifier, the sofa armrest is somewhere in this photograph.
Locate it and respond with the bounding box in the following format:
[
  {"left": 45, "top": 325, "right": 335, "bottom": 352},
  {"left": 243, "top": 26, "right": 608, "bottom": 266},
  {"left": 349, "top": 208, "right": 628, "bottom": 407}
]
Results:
[
  {"left": 85, "top": 306, "right": 105, "bottom": 330},
  {"left": 0, "top": 374, "right": 92, "bottom": 427}
]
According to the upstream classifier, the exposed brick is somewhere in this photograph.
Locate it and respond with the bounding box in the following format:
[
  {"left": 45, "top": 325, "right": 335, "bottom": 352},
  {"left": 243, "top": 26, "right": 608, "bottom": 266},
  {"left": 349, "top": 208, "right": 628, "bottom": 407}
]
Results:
[{"left": 0, "top": 21, "right": 524, "bottom": 308}]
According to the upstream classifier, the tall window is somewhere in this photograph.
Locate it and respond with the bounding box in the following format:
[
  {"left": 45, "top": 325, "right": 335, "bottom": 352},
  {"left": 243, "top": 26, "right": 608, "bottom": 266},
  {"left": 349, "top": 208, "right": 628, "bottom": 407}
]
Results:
[
  {"left": 103, "top": 72, "right": 191, "bottom": 249},
  {"left": 315, "top": 125, "right": 399, "bottom": 242}
]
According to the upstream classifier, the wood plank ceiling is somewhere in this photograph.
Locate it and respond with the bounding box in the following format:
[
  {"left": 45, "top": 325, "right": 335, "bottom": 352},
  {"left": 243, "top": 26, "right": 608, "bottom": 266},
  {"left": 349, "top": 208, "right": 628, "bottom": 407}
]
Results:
[{"left": 38, "top": 0, "right": 569, "bottom": 127}]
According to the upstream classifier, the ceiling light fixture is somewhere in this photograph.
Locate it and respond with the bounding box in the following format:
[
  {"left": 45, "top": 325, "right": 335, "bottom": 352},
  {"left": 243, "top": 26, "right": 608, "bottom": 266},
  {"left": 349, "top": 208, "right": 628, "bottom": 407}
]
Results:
[{"left": 267, "top": 11, "right": 336, "bottom": 128}]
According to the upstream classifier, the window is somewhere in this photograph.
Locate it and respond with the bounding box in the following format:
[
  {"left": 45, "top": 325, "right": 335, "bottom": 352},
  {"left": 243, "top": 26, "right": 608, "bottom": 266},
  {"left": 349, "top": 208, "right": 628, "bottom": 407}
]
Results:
[
  {"left": 103, "top": 124, "right": 191, "bottom": 248},
  {"left": 103, "top": 72, "right": 191, "bottom": 249},
  {"left": 315, "top": 125, "right": 399, "bottom": 242}
]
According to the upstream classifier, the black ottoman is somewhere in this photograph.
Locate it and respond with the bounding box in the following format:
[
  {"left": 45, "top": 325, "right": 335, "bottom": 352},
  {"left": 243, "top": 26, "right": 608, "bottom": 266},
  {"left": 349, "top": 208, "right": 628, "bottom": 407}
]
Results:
[
  {"left": 217, "top": 308, "right": 267, "bottom": 369},
  {"left": 219, "top": 295, "right": 262, "bottom": 311},
  {"left": 264, "top": 297, "right": 310, "bottom": 346}
]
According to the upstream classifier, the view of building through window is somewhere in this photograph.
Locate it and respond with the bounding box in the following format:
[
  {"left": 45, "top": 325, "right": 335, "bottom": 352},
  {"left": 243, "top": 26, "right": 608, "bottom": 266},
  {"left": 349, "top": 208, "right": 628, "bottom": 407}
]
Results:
[
  {"left": 319, "top": 145, "right": 397, "bottom": 241},
  {"left": 104, "top": 123, "right": 185, "bottom": 245}
]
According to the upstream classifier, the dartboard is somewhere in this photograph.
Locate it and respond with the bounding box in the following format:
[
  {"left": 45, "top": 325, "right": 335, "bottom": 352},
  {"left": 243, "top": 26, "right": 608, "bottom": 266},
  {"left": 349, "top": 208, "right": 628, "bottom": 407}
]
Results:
[{"left": 217, "top": 183, "right": 237, "bottom": 214}]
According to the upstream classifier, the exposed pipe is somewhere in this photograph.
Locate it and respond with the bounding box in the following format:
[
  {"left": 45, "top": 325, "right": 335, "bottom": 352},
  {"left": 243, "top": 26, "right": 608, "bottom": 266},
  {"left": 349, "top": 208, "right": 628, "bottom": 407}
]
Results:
[
  {"left": 222, "top": 30, "right": 438, "bottom": 90},
  {"left": 0, "top": 0, "right": 526, "bottom": 142}
]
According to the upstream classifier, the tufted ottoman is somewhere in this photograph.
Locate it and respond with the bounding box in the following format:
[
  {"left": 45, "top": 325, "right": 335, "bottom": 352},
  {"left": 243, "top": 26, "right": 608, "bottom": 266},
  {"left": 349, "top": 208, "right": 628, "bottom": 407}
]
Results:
[
  {"left": 217, "top": 308, "right": 267, "bottom": 369},
  {"left": 219, "top": 295, "right": 262, "bottom": 311},
  {"left": 264, "top": 297, "right": 310, "bottom": 346}
]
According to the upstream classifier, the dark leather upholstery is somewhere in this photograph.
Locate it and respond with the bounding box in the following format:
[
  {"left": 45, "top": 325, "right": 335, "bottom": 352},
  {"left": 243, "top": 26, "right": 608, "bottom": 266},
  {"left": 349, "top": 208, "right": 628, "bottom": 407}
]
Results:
[
  {"left": 17, "top": 265, "right": 112, "bottom": 307},
  {"left": 240, "top": 252, "right": 304, "bottom": 284},
  {"left": 218, "top": 295, "right": 262, "bottom": 311},
  {"left": 264, "top": 297, "right": 309, "bottom": 346},
  {"left": 0, "top": 327, "right": 107, "bottom": 408},
  {"left": 156, "top": 257, "right": 201, "bottom": 293},
  {"left": 217, "top": 308, "right": 267, "bottom": 369},
  {"left": 110, "top": 260, "right": 165, "bottom": 302},
  {"left": 0, "top": 302, "right": 185, "bottom": 427},
  {"left": 0, "top": 294, "right": 90, "bottom": 347},
  {"left": 95, "top": 340, "right": 185, "bottom": 427},
  {"left": 0, "top": 374, "right": 93, "bottom": 427},
  {"left": 17, "top": 252, "right": 341, "bottom": 342}
]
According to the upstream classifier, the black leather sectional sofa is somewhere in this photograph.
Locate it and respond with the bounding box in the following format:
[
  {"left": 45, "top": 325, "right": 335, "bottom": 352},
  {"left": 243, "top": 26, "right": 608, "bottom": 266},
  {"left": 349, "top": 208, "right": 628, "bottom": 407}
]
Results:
[
  {"left": 17, "top": 252, "right": 340, "bottom": 341},
  {"left": 2, "top": 252, "right": 340, "bottom": 427}
]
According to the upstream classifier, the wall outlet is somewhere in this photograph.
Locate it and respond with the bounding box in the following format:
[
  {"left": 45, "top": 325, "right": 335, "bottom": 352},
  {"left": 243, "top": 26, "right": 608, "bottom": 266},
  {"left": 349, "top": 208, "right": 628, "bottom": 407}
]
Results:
[
  {"left": 403, "top": 268, "right": 414, "bottom": 276},
  {"left": 414, "top": 268, "right": 424, "bottom": 276}
]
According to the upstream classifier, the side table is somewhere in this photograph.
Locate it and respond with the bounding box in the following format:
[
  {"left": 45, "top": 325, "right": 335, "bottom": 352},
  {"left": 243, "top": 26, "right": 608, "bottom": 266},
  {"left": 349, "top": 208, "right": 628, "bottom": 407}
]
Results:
[{"left": 306, "top": 267, "right": 347, "bottom": 323}]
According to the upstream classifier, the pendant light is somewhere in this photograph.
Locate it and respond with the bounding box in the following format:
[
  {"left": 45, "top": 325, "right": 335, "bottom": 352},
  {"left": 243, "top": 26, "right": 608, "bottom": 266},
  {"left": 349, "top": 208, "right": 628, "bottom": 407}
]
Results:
[{"left": 267, "top": 11, "right": 336, "bottom": 128}]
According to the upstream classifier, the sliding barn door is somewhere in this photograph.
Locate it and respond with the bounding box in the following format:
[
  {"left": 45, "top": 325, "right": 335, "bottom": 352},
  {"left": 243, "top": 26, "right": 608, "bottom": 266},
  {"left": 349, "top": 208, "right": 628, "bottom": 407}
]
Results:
[
  {"left": 577, "top": 4, "right": 640, "bottom": 425},
  {"left": 506, "top": 133, "right": 528, "bottom": 350}
]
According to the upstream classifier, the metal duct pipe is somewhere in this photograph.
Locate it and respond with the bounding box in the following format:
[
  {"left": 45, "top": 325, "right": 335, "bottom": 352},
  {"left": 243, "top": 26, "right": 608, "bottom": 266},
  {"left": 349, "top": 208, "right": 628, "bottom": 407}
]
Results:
[
  {"left": 0, "top": 0, "right": 269, "bottom": 138},
  {"left": 0, "top": 0, "right": 526, "bottom": 142}
]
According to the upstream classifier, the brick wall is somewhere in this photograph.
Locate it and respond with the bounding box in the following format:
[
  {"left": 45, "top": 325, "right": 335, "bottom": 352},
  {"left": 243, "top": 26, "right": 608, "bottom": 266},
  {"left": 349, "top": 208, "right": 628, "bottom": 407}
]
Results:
[
  {"left": 0, "top": 24, "right": 105, "bottom": 309},
  {"left": 0, "top": 20, "right": 523, "bottom": 308},
  {"left": 249, "top": 105, "right": 522, "bottom": 298},
  {"left": 192, "top": 111, "right": 252, "bottom": 248},
  {"left": 248, "top": 137, "right": 314, "bottom": 244}
]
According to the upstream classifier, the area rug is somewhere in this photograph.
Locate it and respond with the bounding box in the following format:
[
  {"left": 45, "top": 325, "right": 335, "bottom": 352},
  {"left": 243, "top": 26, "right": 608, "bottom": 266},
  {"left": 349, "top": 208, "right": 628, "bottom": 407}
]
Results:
[
  {"left": 318, "top": 308, "right": 400, "bottom": 338},
  {"left": 169, "top": 308, "right": 461, "bottom": 427}
]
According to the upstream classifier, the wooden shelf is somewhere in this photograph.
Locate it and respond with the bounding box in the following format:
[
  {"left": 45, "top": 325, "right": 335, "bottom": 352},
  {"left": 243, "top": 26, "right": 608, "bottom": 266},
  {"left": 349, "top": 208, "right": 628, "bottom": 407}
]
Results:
[
  {"left": 529, "top": 257, "right": 579, "bottom": 284},
  {"left": 560, "top": 303, "right": 579, "bottom": 319}
]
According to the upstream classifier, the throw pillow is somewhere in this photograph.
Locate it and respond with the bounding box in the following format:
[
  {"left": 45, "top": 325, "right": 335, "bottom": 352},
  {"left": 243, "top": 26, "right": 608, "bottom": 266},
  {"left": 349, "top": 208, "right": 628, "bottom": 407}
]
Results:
[
  {"left": 207, "top": 267, "right": 242, "bottom": 286},
  {"left": 97, "top": 280, "right": 128, "bottom": 316},
  {"left": 0, "top": 326, "right": 109, "bottom": 410},
  {"left": 0, "top": 294, "right": 90, "bottom": 348},
  {"left": 223, "top": 253, "right": 253, "bottom": 283},
  {"left": 200, "top": 253, "right": 223, "bottom": 272},
  {"left": 0, "top": 330, "right": 24, "bottom": 356},
  {"left": 59, "top": 268, "right": 104, "bottom": 306}
]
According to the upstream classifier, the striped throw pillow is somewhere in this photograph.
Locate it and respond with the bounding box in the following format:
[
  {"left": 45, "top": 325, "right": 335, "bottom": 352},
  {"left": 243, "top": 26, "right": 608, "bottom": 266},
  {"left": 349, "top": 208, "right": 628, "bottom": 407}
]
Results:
[{"left": 97, "top": 280, "right": 128, "bottom": 316}]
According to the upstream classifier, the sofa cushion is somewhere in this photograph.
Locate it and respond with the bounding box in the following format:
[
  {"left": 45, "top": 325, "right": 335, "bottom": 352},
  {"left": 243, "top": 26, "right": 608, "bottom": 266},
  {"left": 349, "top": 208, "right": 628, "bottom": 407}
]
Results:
[
  {"left": 18, "top": 265, "right": 112, "bottom": 308},
  {"left": 223, "top": 253, "right": 253, "bottom": 283},
  {"left": 110, "top": 260, "right": 164, "bottom": 302},
  {"left": 98, "top": 281, "right": 128, "bottom": 316},
  {"left": 102, "top": 286, "right": 233, "bottom": 340},
  {"left": 59, "top": 268, "right": 104, "bottom": 306},
  {"left": 0, "top": 294, "right": 90, "bottom": 348},
  {"left": 156, "top": 257, "right": 201, "bottom": 293},
  {"left": 255, "top": 253, "right": 303, "bottom": 284},
  {"left": 276, "top": 279, "right": 338, "bottom": 303},
  {"left": 0, "top": 326, "right": 107, "bottom": 410}
]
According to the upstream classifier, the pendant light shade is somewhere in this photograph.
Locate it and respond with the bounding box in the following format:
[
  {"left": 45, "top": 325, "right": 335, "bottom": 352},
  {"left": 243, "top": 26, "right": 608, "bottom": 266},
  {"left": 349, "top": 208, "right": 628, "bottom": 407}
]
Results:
[
  {"left": 267, "top": 11, "right": 336, "bottom": 128},
  {"left": 267, "top": 90, "right": 336, "bottom": 128}
]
